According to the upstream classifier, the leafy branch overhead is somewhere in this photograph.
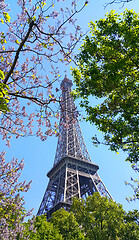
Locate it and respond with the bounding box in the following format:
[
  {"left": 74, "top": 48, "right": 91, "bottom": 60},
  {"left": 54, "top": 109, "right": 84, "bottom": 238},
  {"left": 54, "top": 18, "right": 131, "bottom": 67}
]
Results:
[
  {"left": 72, "top": 9, "right": 139, "bottom": 201},
  {"left": 72, "top": 10, "right": 139, "bottom": 164}
]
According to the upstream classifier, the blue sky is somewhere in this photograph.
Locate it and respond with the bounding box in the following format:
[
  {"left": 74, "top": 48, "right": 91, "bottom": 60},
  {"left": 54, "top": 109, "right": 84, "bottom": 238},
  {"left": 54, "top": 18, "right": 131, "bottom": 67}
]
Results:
[{"left": 1, "top": 0, "right": 139, "bottom": 216}]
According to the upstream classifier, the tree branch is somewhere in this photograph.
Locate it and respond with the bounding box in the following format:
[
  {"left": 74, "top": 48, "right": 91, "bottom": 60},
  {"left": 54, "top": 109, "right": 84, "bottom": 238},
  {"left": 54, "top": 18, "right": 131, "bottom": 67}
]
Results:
[
  {"left": 3, "top": 21, "right": 35, "bottom": 85},
  {"left": 8, "top": 92, "right": 60, "bottom": 106},
  {"left": 105, "top": 0, "right": 132, "bottom": 8}
]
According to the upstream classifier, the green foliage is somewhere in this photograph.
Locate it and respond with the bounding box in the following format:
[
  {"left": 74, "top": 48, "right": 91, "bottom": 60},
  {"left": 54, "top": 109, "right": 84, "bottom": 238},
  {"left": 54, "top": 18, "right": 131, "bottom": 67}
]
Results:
[
  {"left": 72, "top": 9, "right": 139, "bottom": 164},
  {"left": 0, "top": 82, "right": 9, "bottom": 113},
  {"left": 50, "top": 208, "right": 84, "bottom": 240},
  {"left": 0, "top": 70, "right": 5, "bottom": 79},
  {"left": 71, "top": 193, "right": 139, "bottom": 240},
  {"left": 21, "top": 214, "right": 63, "bottom": 240},
  {"left": 22, "top": 211, "right": 84, "bottom": 240},
  {"left": 18, "top": 194, "right": 139, "bottom": 240},
  {"left": 3, "top": 12, "right": 11, "bottom": 23}
]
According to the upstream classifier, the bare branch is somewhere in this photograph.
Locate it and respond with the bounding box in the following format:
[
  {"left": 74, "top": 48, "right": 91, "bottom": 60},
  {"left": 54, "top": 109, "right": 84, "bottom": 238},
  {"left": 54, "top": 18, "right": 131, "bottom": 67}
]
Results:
[
  {"left": 8, "top": 92, "right": 60, "bottom": 107},
  {"left": 105, "top": 0, "right": 132, "bottom": 8}
]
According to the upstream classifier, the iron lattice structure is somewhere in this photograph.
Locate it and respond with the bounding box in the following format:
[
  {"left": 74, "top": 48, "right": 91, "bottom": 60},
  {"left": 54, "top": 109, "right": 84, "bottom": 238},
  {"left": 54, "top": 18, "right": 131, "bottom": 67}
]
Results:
[{"left": 37, "top": 76, "right": 113, "bottom": 219}]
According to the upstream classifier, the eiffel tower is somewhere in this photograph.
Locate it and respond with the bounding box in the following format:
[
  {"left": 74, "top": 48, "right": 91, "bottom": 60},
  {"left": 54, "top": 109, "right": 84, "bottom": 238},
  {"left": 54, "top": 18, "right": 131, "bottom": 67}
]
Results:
[{"left": 37, "top": 75, "right": 113, "bottom": 219}]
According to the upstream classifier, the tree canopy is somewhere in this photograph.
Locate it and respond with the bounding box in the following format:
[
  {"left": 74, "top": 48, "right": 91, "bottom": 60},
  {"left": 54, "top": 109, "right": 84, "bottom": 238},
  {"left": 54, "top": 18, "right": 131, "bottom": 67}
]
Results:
[
  {"left": 20, "top": 210, "right": 84, "bottom": 240},
  {"left": 71, "top": 193, "right": 139, "bottom": 240},
  {"left": 21, "top": 193, "right": 139, "bottom": 240},
  {"left": 21, "top": 214, "right": 63, "bottom": 240},
  {"left": 50, "top": 208, "right": 84, "bottom": 240},
  {"left": 72, "top": 9, "right": 139, "bottom": 165}
]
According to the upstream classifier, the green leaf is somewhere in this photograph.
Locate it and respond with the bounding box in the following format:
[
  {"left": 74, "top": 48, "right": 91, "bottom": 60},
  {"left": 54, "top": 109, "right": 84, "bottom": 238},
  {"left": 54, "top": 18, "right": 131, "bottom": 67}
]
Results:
[
  {"left": 0, "top": 70, "right": 5, "bottom": 80},
  {"left": 3, "top": 12, "right": 11, "bottom": 23},
  {"left": 72, "top": 9, "right": 139, "bottom": 166}
]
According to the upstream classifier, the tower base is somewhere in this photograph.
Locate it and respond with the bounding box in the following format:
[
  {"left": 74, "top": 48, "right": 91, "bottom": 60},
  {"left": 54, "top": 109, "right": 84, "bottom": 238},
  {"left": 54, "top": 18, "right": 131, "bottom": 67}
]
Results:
[{"left": 37, "top": 156, "right": 112, "bottom": 219}]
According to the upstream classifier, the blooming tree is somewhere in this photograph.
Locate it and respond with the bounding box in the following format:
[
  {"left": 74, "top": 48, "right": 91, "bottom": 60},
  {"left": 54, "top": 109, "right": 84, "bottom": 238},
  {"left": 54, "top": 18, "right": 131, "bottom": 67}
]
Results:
[
  {"left": 0, "top": 0, "right": 88, "bottom": 238},
  {"left": 0, "top": 151, "right": 33, "bottom": 239},
  {"left": 0, "top": 0, "right": 88, "bottom": 145}
]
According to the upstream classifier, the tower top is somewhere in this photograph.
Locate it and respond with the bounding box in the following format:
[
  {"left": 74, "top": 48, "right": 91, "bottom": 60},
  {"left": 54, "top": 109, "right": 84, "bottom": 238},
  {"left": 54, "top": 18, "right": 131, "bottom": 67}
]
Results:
[
  {"left": 60, "top": 75, "right": 73, "bottom": 89},
  {"left": 54, "top": 74, "right": 92, "bottom": 165}
]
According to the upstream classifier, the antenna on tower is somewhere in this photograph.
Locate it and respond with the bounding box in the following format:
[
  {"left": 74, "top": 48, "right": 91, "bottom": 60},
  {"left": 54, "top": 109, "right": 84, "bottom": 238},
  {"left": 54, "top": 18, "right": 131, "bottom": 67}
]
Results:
[{"left": 64, "top": 70, "right": 67, "bottom": 77}]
